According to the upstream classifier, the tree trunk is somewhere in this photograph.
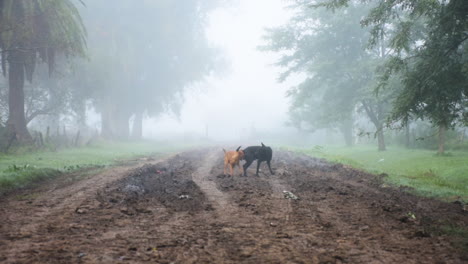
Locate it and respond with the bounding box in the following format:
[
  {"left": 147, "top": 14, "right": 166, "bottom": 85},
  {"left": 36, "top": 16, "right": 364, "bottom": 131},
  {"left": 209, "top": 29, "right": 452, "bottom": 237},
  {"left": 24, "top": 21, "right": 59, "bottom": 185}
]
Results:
[
  {"left": 101, "top": 111, "right": 113, "bottom": 139},
  {"left": 132, "top": 112, "right": 143, "bottom": 140},
  {"left": 101, "top": 96, "right": 116, "bottom": 139},
  {"left": 405, "top": 123, "right": 410, "bottom": 148},
  {"left": 115, "top": 113, "right": 130, "bottom": 139},
  {"left": 438, "top": 125, "right": 446, "bottom": 154},
  {"left": 45, "top": 80, "right": 60, "bottom": 135},
  {"left": 75, "top": 101, "right": 87, "bottom": 133},
  {"left": 74, "top": 131, "right": 80, "bottom": 146},
  {"left": 361, "top": 100, "right": 386, "bottom": 151},
  {"left": 6, "top": 51, "right": 31, "bottom": 142},
  {"left": 340, "top": 119, "right": 354, "bottom": 147},
  {"left": 101, "top": 104, "right": 131, "bottom": 140},
  {"left": 377, "top": 126, "right": 386, "bottom": 151}
]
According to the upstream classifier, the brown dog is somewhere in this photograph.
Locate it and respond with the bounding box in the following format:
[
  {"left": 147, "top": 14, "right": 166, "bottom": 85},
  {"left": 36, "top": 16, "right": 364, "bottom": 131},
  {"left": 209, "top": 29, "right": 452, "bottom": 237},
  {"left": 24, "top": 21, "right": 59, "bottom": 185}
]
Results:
[{"left": 223, "top": 146, "right": 245, "bottom": 176}]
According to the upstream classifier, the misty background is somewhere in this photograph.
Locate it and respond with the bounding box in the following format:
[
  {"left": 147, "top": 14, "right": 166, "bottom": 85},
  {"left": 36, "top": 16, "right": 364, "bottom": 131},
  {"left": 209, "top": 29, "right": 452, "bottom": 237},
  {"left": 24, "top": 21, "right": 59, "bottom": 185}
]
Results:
[
  {"left": 0, "top": 0, "right": 466, "bottom": 153},
  {"left": 148, "top": 0, "right": 298, "bottom": 142}
]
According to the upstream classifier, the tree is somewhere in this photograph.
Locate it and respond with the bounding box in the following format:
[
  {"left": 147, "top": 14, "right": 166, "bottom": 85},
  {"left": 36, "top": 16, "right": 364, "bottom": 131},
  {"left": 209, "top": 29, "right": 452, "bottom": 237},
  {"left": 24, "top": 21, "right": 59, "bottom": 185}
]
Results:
[
  {"left": 261, "top": 2, "right": 394, "bottom": 150},
  {"left": 79, "top": 0, "right": 224, "bottom": 140},
  {"left": 0, "top": 0, "right": 86, "bottom": 142},
  {"left": 314, "top": 0, "right": 468, "bottom": 153}
]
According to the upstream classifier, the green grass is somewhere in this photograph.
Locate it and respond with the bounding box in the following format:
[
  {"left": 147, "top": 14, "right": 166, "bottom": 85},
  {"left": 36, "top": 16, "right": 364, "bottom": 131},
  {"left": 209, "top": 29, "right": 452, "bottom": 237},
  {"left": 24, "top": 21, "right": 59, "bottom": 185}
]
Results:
[
  {"left": 0, "top": 140, "right": 193, "bottom": 194},
  {"left": 286, "top": 145, "right": 468, "bottom": 202}
]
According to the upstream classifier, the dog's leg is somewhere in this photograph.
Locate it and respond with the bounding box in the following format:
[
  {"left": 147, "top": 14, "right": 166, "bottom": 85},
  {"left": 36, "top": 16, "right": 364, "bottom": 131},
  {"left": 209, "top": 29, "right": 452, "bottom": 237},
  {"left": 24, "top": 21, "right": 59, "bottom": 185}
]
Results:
[
  {"left": 256, "top": 160, "right": 263, "bottom": 176},
  {"left": 239, "top": 162, "right": 244, "bottom": 176},
  {"left": 234, "top": 162, "right": 242, "bottom": 176},
  {"left": 243, "top": 159, "right": 253, "bottom": 176},
  {"left": 224, "top": 163, "right": 227, "bottom": 176},
  {"left": 230, "top": 164, "right": 234, "bottom": 177},
  {"left": 267, "top": 160, "right": 274, "bottom": 175}
]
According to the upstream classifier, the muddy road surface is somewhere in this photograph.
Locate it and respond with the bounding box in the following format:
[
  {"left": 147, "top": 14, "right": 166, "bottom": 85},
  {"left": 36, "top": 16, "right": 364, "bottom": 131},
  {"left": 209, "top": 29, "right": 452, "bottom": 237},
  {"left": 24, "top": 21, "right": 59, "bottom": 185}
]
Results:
[{"left": 0, "top": 148, "right": 467, "bottom": 263}]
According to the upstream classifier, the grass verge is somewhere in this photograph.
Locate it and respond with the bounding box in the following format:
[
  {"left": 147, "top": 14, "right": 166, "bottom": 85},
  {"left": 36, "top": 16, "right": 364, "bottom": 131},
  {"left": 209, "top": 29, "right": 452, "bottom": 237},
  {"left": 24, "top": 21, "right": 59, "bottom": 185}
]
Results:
[{"left": 0, "top": 140, "right": 193, "bottom": 194}]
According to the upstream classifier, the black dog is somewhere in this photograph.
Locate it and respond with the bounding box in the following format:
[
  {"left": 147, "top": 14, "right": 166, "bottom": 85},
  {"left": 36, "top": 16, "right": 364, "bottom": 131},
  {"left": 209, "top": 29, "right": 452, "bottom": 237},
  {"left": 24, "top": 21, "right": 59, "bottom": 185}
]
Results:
[{"left": 243, "top": 142, "right": 274, "bottom": 176}]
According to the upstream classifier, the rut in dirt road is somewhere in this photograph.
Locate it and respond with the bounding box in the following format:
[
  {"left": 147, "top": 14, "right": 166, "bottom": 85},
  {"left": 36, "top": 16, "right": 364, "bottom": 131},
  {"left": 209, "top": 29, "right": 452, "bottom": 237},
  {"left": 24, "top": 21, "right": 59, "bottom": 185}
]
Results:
[
  {"left": 0, "top": 157, "right": 167, "bottom": 263},
  {"left": 0, "top": 149, "right": 466, "bottom": 264},
  {"left": 191, "top": 151, "right": 235, "bottom": 212}
]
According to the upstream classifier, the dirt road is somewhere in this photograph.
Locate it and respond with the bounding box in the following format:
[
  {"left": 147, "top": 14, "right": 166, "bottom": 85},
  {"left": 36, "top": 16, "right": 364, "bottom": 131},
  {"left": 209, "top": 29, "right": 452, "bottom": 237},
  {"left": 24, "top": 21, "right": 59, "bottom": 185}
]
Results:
[{"left": 0, "top": 149, "right": 466, "bottom": 263}]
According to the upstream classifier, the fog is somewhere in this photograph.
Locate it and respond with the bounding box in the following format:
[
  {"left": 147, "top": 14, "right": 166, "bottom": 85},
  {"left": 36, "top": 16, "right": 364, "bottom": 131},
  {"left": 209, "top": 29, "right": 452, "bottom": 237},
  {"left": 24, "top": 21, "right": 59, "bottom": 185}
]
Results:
[
  {"left": 1, "top": 0, "right": 466, "bottom": 153},
  {"left": 2, "top": 1, "right": 467, "bottom": 260},
  {"left": 146, "top": 0, "right": 298, "bottom": 142}
]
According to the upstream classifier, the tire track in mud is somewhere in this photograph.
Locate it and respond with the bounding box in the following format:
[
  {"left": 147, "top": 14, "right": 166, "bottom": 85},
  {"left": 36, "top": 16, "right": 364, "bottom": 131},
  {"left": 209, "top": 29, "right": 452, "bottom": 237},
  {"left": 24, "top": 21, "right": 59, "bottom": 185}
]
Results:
[
  {"left": 0, "top": 156, "right": 169, "bottom": 263},
  {"left": 0, "top": 149, "right": 466, "bottom": 264},
  {"left": 184, "top": 149, "right": 300, "bottom": 263},
  {"left": 191, "top": 150, "right": 237, "bottom": 215},
  {"left": 274, "top": 151, "right": 467, "bottom": 263},
  {"left": 269, "top": 177, "right": 294, "bottom": 223},
  {"left": 190, "top": 149, "right": 294, "bottom": 221}
]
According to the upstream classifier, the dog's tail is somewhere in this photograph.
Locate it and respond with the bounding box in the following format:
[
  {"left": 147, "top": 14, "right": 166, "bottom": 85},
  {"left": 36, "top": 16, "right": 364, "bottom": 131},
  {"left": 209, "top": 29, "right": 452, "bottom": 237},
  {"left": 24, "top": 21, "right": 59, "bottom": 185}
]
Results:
[
  {"left": 261, "top": 142, "right": 265, "bottom": 147},
  {"left": 236, "top": 146, "right": 242, "bottom": 151}
]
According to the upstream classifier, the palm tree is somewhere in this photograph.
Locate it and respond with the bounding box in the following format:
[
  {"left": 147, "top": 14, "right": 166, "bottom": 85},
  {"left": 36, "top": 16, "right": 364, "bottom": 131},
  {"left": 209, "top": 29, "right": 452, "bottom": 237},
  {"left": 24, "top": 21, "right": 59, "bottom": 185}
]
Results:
[{"left": 0, "top": 0, "right": 86, "bottom": 142}]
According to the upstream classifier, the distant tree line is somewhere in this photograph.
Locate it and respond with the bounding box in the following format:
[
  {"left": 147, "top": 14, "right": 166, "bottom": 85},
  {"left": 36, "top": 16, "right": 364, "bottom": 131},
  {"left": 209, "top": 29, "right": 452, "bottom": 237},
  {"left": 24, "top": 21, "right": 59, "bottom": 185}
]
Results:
[
  {"left": 0, "top": 0, "right": 225, "bottom": 151},
  {"left": 261, "top": 0, "right": 467, "bottom": 153}
]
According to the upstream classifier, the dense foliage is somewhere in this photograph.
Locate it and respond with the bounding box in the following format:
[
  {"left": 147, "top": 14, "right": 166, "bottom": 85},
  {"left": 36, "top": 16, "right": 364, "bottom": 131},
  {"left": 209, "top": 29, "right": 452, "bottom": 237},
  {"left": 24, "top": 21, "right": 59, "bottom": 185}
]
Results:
[
  {"left": 0, "top": 0, "right": 86, "bottom": 144},
  {"left": 262, "top": 0, "right": 468, "bottom": 152},
  {"left": 0, "top": 0, "right": 226, "bottom": 147}
]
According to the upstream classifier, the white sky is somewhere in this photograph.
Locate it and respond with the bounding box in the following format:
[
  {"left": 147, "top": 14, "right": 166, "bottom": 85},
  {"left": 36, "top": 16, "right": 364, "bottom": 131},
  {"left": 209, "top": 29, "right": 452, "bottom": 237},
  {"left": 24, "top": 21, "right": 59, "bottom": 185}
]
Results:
[{"left": 145, "top": 0, "right": 300, "bottom": 141}]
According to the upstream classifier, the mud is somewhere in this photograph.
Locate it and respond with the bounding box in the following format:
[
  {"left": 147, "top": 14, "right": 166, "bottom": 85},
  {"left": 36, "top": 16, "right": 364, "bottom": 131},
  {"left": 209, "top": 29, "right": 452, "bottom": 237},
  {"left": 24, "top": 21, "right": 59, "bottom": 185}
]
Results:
[{"left": 0, "top": 148, "right": 466, "bottom": 263}]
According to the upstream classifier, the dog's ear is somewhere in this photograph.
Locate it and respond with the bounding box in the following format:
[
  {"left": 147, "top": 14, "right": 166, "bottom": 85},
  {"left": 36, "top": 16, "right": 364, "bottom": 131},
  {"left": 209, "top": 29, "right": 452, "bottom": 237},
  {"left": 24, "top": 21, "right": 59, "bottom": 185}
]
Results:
[
  {"left": 236, "top": 146, "right": 241, "bottom": 151},
  {"left": 261, "top": 142, "right": 265, "bottom": 147},
  {"left": 223, "top": 148, "right": 226, "bottom": 153}
]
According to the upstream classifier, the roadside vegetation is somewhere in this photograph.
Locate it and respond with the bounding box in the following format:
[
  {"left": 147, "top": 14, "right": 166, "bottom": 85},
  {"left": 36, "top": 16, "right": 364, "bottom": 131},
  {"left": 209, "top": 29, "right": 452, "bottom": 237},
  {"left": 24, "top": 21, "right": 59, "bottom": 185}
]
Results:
[
  {"left": 289, "top": 144, "right": 468, "bottom": 203},
  {"left": 0, "top": 140, "right": 192, "bottom": 194}
]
